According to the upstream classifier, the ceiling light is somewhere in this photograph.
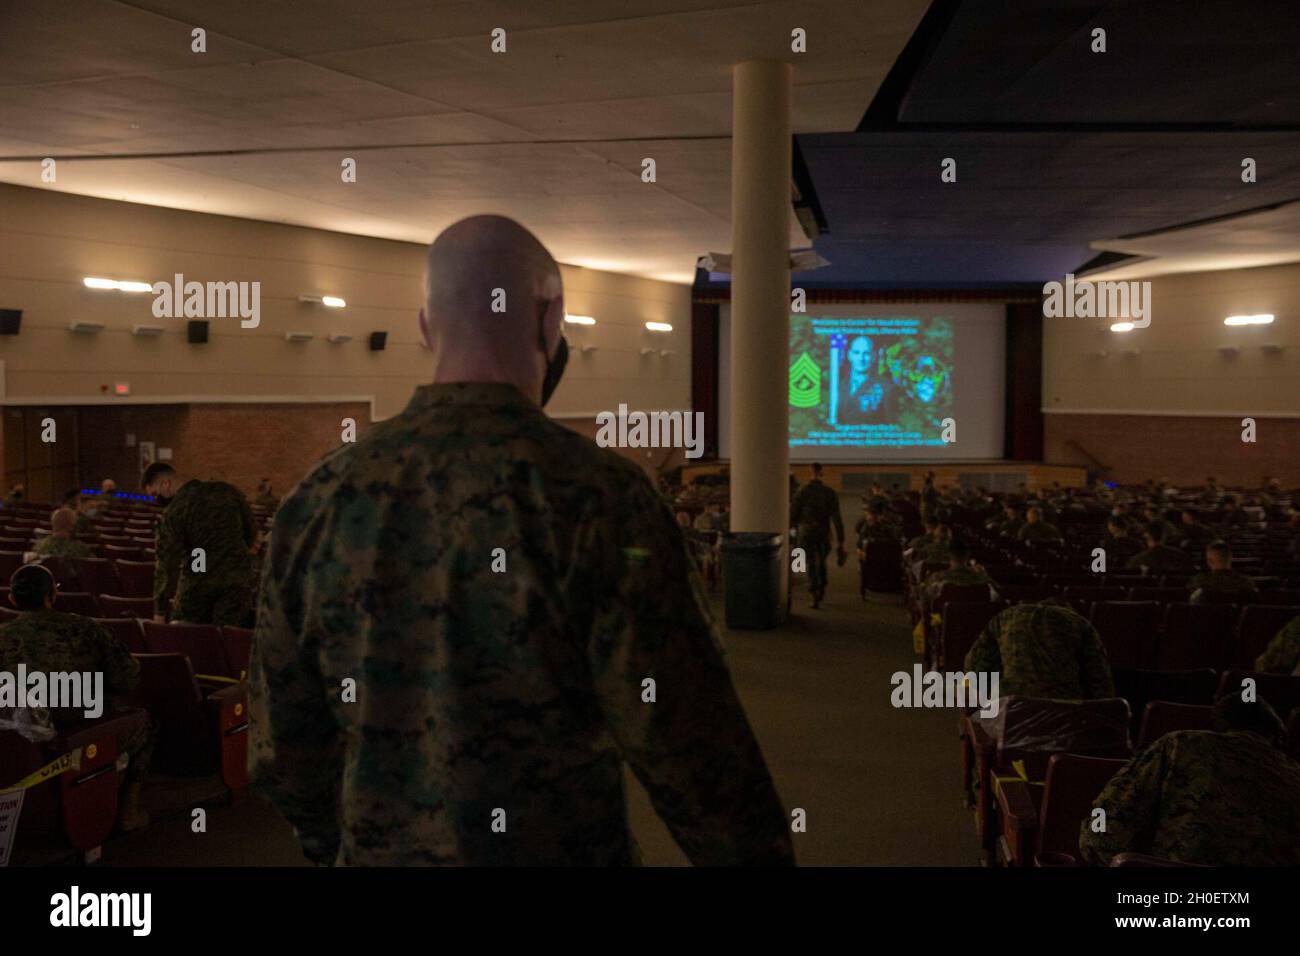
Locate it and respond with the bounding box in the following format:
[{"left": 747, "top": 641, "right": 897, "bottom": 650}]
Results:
[
  {"left": 645, "top": 322, "right": 673, "bottom": 332},
  {"left": 1224, "top": 313, "right": 1274, "bottom": 326},
  {"left": 83, "top": 277, "right": 153, "bottom": 292},
  {"left": 564, "top": 314, "right": 596, "bottom": 325},
  {"left": 321, "top": 296, "right": 346, "bottom": 308},
  {"left": 116, "top": 281, "right": 154, "bottom": 293},
  {"left": 83, "top": 277, "right": 117, "bottom": 289},
  {"left": 1109, "top": 322, "right": 1134, "bottom": 333}
]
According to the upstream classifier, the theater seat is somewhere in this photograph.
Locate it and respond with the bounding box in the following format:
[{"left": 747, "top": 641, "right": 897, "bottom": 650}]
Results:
[
  {"left": 52, "top": 591, "right": 99, "bottom": 616},
  {"left": 92, "top": 616, "right": 146, "bottom": 654},
  {"left": 221, "top": 626, "right": 253, "bottom": 680},
  {"left": 97, "top": 594, "right": 154, "bottom": 619},
  {"left": 1138, "top": 701, "right": 1214, "bottom": 749},
  {"left": 1216, "top": 670, "right": 1300, "bottom": 719},
  {"left": 937, "top": 600, "right": 1006, "bottom": 671},
  {"left": 111, "top": 560, "right": 155, "bottom": 599},
  {"left": 0, "top": 550, "right": 25, "bottom": 581},
  {"left": 1235, "top": 605, "right": 1300, "bottom": 670},
  {"left": 70, "top": 557, "right": 120, "bottom": 597},
  {"left": 142, "top": 621, "right": 232, "bottom": 679},
  {"left": 862, "top": 538, "right": 904, "bottom": 591},
  {"left": 1111, "top": 668, "right": 1218, "bottom": 735},
  {"left": 1158, "top": 603, "right": 1236, "bottom": 670},
  {"left": 1089, "top": 601, "right": 1161, "bottom": 670}
]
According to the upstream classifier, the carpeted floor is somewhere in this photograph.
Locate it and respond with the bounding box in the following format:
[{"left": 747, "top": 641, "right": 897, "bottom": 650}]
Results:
[{"left": 98, "top": 506, "right": 977, "bottom": 867}]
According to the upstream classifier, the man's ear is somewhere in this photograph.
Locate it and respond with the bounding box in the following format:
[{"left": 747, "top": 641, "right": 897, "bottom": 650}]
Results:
[
  {"left": 7, "top": 594, "right": 15, "bottom": 608},
  {"left": 418, "top": 308, "right": 433, "bottom": 351}
]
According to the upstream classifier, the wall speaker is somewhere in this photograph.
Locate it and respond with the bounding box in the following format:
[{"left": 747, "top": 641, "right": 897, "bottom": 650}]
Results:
[
  {"left": 369, "top": 331, "right": 387, "bottom": 351},
  {"left": 0, "top": 309, "right": 22, "bottom": 335},
  {"left": 187, "top": 320, "right": 209, "bottom": 344}
]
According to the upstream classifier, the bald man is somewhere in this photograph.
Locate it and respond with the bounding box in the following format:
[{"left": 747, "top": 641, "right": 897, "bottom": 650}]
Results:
[
  {"left": 250, "top": 215, "right": 792, "bottom": 867},
  {"left": 31, "top": 507, "right": 92, "bottom": 559}
]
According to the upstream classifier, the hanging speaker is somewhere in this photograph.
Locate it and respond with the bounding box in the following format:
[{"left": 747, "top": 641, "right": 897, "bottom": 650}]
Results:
[
  {"left": 368, "top": 331, "right": 387, "bottom": 351},
  {"left": 0, "top": 309, "right": 22, "bottom": 335},
  {"left": 187, "top": 320, "right": 209, "bottom": 344}
]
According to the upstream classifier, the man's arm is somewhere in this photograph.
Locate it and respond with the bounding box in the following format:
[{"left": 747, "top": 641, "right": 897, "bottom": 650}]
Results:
[
  {"left": 247, "top": 507, "right": 343, "bottom": 865},
  {"left": 829, "top": 490, "right": 844, "bottom": 547},
  {"left": 1078, "top": 738, "right": 1170, "bottom": 866},
  {"left": 153, "top": 510, "right": 184, "bottom": 620},
  {"left": 586, "top": 478, "right": 794, "bottom": 866}
]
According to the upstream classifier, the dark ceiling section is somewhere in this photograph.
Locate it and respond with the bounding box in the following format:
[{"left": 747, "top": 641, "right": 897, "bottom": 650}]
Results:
[
  {"left": 791, "top": 0, "right": 1300, "bottom": 286},
  {"left": 887, "top": 0, "right": 1300, "bottom": 128}
]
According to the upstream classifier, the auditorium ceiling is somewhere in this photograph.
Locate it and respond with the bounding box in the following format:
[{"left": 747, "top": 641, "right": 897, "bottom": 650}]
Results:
[{"left": 0, "top": 0, "right": 930, "bottom": 283}]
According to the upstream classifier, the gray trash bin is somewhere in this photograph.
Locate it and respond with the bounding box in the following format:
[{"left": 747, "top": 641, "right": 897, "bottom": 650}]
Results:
[{"left": 720, "top": 531, "right": 784, "bottom": 630}]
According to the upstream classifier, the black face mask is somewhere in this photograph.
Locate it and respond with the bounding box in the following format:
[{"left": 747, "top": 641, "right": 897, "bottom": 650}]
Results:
[{"left": 539, "top": 310, "right": 568, "bottom": 407}]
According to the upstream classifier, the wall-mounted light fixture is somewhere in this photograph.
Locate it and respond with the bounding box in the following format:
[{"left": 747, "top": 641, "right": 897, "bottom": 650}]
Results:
[
  {"left": 1109, "top": 322, "right": 1135, "bottom": 333},
  {"left": 83, "top": 277, "right": 153, "bottom": 293},
  {"left": 131, "top": 324, "right": 165, "bottom": 337},
  {"left": 327, "top": 333, "right": 352, "bottom": 344},
  {"left": 69, "top": 321, "right": 106, "bottom": 334},
  {"left": 645, "top": 321, "right": 672, "bottom": 332},
  {"left": 564, "top": 314, "right": 596, "bottom": 326},
  {"left": 299, "top": 295, "right": 346, "bottom": 308},
  {"left": 1223, "top": 313, "right": 1274, "bottom": 326},
  {"left": 285, "top": 331, "right": 315, "bottom": 342}
]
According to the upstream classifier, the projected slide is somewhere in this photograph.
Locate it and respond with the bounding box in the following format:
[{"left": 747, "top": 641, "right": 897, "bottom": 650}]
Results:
[{"left": 788, "top": 314, "right": 953, "bottom": 449}]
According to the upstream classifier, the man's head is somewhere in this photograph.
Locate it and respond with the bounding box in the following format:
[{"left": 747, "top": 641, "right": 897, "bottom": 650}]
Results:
[
  {"left": 61, "top": 489, "right": 81, "bottom": 510},
  {"left": 1003, "top": 504, "right": 1020, "bottom": 519},
  {"left": 1143, "top": 522, "right": 1165, "bottom": 548},
  {"left": 9, "top": 563, "right": 56, "bottom": 611},
  {"left": 8, "top": 483, "right": 24, "bottom": 501},
  {"left": 1026, "top": 506, "right": 1042, "bottom": 524},
  {"left": 50, "top": 507, "right": 77, "bottom": 537},
  {"left": 1212, "top": 692, "right": 1284, "bottom": 745},
  {"left": 1106, "top": 517, "right": 1127, "bottom": 537},
  {"left": 100, "top": 477, "right": 117, "bottom": 496},
  {"left": 142, "top": 462, "right": 181, "bottom": 504},
  {"left": 419, "top": 215, "right": 565, "bottom": 406},
  {"left": 1205, "top": 540, "right": 1233, "bottom": 571},
  {"left": 948, "top": 538, "right": 970, "bottom": 568},
  {"left": 847, "top": 336, "right": 872, "bottom": 375}
]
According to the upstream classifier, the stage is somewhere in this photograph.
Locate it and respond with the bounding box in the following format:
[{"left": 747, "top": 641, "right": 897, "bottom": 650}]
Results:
[{"left": 680, "top": 460, "right": 1087, "bottom": 494}]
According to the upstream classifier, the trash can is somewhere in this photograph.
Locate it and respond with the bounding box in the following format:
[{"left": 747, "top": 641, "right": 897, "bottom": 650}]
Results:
[{"left": 720, "top": 531, "right": 784, "bottom": 630}]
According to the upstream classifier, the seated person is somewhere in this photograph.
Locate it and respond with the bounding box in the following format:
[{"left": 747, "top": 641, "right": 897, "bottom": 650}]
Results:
[
  {"left": 1017, "top": 505, "right": 1063, "bottom": 545},
  {"left": 1101, "top": 517, "right": 1142, "bottom": 565},
  {"left": 1123, "top": 523, "right": 1193, "bottom": 574},
  {"left": 1079, "top": 693, "right": 1300, "bottom": 866},
  {"left": 0, "top": 564, "right": 152, "bottom": 831},
  {"left": 1176, "top": 507, "right": 1213, "bottom": 549},
  {"left": 1187, "top": 540, "right": 1259, "bottom": 605},
  {"left": 922, "top": 539, "right": 995, "bottom": 604},
  {"left": 1140, "top": 504, "right": 1179, "bottom": 546},
  {"left": 29, "top": 506, "right": 93, "bottom": 559},
  {"left": 904, "top": 512, "right": 942, "bottom": 559},
  {"left": 1256, "top": 614, "right": 1300, "bottom": 674},
  {"left": 964, "top": 598, "right": 1114, "bottom": 700}
]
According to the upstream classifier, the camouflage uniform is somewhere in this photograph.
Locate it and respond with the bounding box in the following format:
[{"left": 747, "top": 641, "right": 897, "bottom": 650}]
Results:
[
  {"left": 1123, "top": 544, "right": 1192, "bottom": 574},
  {"left": 1256, "top": 615, "right": 1300, "bottom": 674},
  {"left": 923, "top": 565, "right": 994, "bottom": 604},
  {"left": 1101, "top": 534, "right": 1142, "bottom": 565},
  {"left": 1186, "top": 568, "right": 1259, "bottom": 604},
  {"left": 1079, "top": 730, "right": 1300, "bottom": 866},
  {"left": 0, "top": 610, "right": 150, "bottom": 779},
  {"left": 250, "top": 382, "right": 793, "bottom": 866},
  {"left": 1018, "top": 521, "right": 1063, "bottom": 545},
  {"left": 964, "top": 603, "right": 1115, "bottom": 699},
  {"left": 31, "top": 535, "right": 92, "bottom": 559},
  {"left": 155, "top": 479, "right": 257, "bottom": 626},
  {"left": 791, "top": 479, "right": 844, "bottom": 603}
]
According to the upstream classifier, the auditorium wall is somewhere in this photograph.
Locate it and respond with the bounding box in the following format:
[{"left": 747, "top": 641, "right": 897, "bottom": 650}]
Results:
[
  {"left": 0, "top": 184, "right": 691, "bottom": 486},
  {"left": 1042, "top": 261, "right": 1300, "bottom": 486}
]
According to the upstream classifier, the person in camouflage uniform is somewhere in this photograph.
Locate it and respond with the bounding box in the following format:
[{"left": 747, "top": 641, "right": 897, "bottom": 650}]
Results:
[
  {"left": 904, "top": 513, "right": 942, "bottom": 558},
  {"left": 1186, "top": 541, "right": 1259, "bottom": 605},
  {"left": 0, "top": 564, "right": 151, "bottom": 830},
  {"left": 791, "top": 462, "right": 845, "bottom": 609},
  {"left": 1080, "top": 694, "right": 1300, "bottom": 866},
  {"left": 249, "top": 216, "right": 793, "bottom": 867},
  {"left": 1017, "top": 506, "right": 1063, "bottom": 545},
  {"left": 964, "top": 599, "right": 1115, "bottom": 699},
  {"left": 31, "top": 507, "right": 93, "bottom": 559},
  {"left": 144, "top": 463, "right": 257, "bottom": 626},
  {"left": 1123, "top": 523, "right": 1193, "bottom": 574},
  {"left": 922, "top": 539, "right": 995, "bottom": 604},
  {"left": 1256, "top": 614, "right": 1300, "bottom": 674}
]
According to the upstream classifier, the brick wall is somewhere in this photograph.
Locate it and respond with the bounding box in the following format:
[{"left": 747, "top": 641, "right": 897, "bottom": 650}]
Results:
[{"left": 1044, "top": 413, "right": 1300, "bottom": 486}]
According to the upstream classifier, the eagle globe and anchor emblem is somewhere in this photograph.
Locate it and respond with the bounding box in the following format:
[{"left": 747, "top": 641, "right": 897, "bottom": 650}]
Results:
[{"left": 788, "top": 351, "right": 821, "bottom": 408}]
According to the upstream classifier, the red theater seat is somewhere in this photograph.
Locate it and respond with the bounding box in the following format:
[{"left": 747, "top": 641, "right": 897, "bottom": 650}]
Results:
[
  {"left": 92, "top": 616, "right": 146, "bottom": 654},
  {"left": 1089, "top": 601, "right": 1161, "bottom": 670},
  {"left": 1216, "top": 670, "right": 1300, "bottom": 718},
  {"left": 52, "top": 591, "right": 99, "bottom": 616},
  {"left": 142, "top": 621, "right": 232, "bottom": 679},
  {"left": 97, "top": 594, "right": 154, "bottom": 619},
  {"left": 996, "top": 752, "right": 1125, "bottom": 867},
  {"left": 221, "top": 626, "right": 253, "bottom": 680},
  {"left": 1158, "top": 603, "right": 1236, "bottom": 670},
  {"left": 70, "top": 557, "right": 120, "bottom": 597},
  {"left": 112, "top": 559, "right": 154, "bottom": 598},
  {"left": 937, "top": 600, "right": 1006, "bottom": 671},
  {"left": 1138, "top": 701, "right": 1214, "bottom": 749},
  {"left": 0, "top": 550, "right": 25, "bottom": 580}
]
